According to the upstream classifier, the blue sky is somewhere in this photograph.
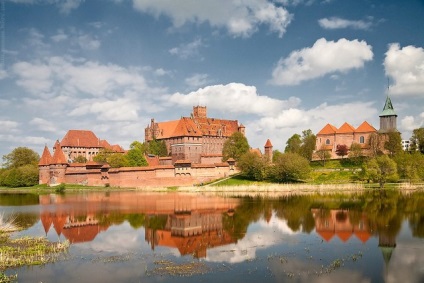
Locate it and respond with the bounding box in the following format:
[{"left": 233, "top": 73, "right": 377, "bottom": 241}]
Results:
[{"left": 1, "top": 0, "right": 424, "bottom": 163}]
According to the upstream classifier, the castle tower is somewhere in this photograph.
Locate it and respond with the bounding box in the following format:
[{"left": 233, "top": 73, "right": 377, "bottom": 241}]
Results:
[
  {"left": 50, "top": 140, "right": 68, "bottom": 185},
  {"left": 379, "top": 95, "right": 397, "bottom": 133},
  {"left": 193, "top": 106, "right": 207, "bottom": 118},
  {"left": 38, "top": 145, "right": 52, "bottom": 184},
  {"left": 238, "top": 123, "right": 245, "bottom": 136},
  {"left": 264, "top": 139, "right": 273, "bottom": 163}
]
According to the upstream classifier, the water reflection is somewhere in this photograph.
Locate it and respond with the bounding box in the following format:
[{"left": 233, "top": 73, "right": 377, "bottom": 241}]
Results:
[{"left": 1, "top": 190, "right": 424, "bottom": 282}]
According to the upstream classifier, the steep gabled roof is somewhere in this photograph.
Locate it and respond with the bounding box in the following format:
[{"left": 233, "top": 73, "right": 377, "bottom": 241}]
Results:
[
  {"left": 317, "top": 124, "right": 337, "bottom": 135},
  {"left": 356, "top": 121, "right": 377, "bottom": 133},
  {"left": 39, "top": 145, "right": 53, "bottom": 166},
  {"left": 380, "top": 95, "right": 397, "bottom": 117},
  {"left": 264, "top": 139, "right": 273, "bottom": 148},
  {"left": 52, "top": 140, "right": 68, "bottom": 164},
  {"left": 61, "top": 130, "right": 102, "bottom": 148},
  {"left": 337, "top": 122, "right": 355, "bottom": 134},
  {"left": 154, "top": 120, "right": 184, "bottom": 139}
]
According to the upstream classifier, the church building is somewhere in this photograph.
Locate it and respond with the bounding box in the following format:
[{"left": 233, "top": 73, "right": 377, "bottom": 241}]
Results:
[{"left": 314, "top": 95, "right": 397, "bottom": 159}]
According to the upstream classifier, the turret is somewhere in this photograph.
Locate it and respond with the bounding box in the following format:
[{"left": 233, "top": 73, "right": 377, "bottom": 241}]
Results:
[
  {"left": 38, "top": 145, "right": 52, "bottom": 184},
  {"left": 264, "top": 139, "right": 273, "bottom": 163},
  {"left": 49, "top": 140, "right": 68, "bottom": 185}
]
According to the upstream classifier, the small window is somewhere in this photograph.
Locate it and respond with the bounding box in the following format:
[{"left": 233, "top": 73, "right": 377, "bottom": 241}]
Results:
[
  {"left": 325, "top": 139, "right": 330, "bottom": 145},
  {"left": 360, "top": 136, "right": 365, "bottom": 144}
]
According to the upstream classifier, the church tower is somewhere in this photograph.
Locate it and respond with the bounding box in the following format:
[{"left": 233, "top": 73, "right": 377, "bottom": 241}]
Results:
[{"left": 379, "top": 95, "right": 397, "bottom": 133}]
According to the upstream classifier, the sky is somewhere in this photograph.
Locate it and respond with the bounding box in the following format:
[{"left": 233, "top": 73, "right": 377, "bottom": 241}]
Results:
[{"left": 1, "top": 0, "right": 424, "bottom": 164}]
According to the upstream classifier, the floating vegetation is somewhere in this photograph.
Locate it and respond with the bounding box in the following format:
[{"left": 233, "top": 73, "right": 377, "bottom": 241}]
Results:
[
  {"left": 0, "top": 234, "right": 69, "bottom": 270},
  {"left": 0, "top": 271, "right": 17, "bottom": 283},
  {"left": 0, "top": 213, "right": 19, "bottom": 233},
  {"left": 92, "top": 254, "right": 133, "bottom": 264},
  {"left": 148, "top": 260, "right": 210, "bottom": 277}
]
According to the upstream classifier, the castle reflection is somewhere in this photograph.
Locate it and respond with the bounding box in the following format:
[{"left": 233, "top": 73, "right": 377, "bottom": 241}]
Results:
[{"left": 39, "top": 192, "right": 240, "bottom": 258}]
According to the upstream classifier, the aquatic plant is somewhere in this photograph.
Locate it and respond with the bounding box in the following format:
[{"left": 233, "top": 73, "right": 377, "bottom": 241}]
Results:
[{"left": 0, "top": 213, "right": 18, "bottom": 233}]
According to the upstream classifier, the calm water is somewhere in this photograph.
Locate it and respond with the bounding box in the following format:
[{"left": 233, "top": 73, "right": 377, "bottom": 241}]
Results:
[{"left": 1, "top": 190, "right": 424, "bottom": 283}]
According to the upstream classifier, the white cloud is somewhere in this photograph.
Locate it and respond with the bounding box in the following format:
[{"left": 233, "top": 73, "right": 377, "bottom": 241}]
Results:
[
  {"left": 166, "top": 83, "right": 301, "bottom": 116},
  {"left": 270, "top": 38, "right": 373, "bottom": 85},
  {"left": 169, "top": 38, "right": 204, "bottom": 60},
  {"left": 69, "top": 98, "right": 139, "bottom": 121},
  {"left": 132, "top": 0, "right": 292, "bottom": 38},
  {"left": 57, "top": 0, "right": 84, "bottom": 14},
  {"left": 0, "top": 69, "right": 8, "bottom": 79},
  {"left": 12, "top": 61, "right": 53, "bottom": 94},
  {"left": 185, "top": 73, "right": 210, "bottom": 88},
  {"left": 318, "top": 17, "right": 372, "bottom": 30},
  {"left": 400, "top": 114, "right": 424, "bottom": 132},
  {"left": 29, "top": 117, "right": 57, "bottom": 132},
  {"left": 51, "top": 30, "right": 68, "bottom": 42},
  {"left": 384, "top": 43, "right": 424, "bottom": 96},
  {"left": 0, "top": 120, "right": 20, "bottom": 134},
  {"left": 77, "top": 34, "right": 101, "bottom": 50}
]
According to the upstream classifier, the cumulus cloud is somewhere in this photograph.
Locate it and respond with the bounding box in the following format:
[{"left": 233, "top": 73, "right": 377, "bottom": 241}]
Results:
[
  {"left": 132, "top": 0, "right": 292, "bottom": 38},
  {"left": 318, "top": 17, "right": 372, "bottom": 30},
  {"left": 51, "top": 28, "right": 101, "bottom": 50},
  {"left": 270, "top": 38, "right": 373, "bottom": 85},
  {"left": 0, "top": 120, "right": 20, "bottom": 134},
  {"left": 400, "top": 113, "right": 424, "bottom": 131},
  {"left": 166, "top": 83, "right": 301, "bottom": 116},
  {"left": 29, "top": 117, "right": 57, "bottom": 132},
  {"left": 384, "top": 43, "right": 424, "bottom": 96}
]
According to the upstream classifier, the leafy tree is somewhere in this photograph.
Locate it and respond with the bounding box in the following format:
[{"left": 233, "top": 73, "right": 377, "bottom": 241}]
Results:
[
  {"left": 147, "top": 139, "right": 168, "bottom": 156},
  {"left": 335, "top": 144, "right": 349, "bottom": 159},
  {"left": 73, "top": 155, "right": 87, "bottom": 163},
  {"left": 315, "top": 145, "right": 331, "bottom": 166},
  {"left": 284, "top": 134, "right": 301, "bottom": 154},
  {"left": 384, "top": 130, "right": 402, "bottom": 156},
  {"left": 299, "top": 129, "right": 316, "bottom": 161},
  {"left": 18, "top": 164, "right": 39, "bottom": 186},
  {"left": 222, "top": 132, "right": 250, "bottom": 161},
  {"left": 393, "top": 152, "right": 419, "bottom": 182},
  {"left": 410, "top": 128, "right": 424, "bottom": 153},
  {"left": 361, "top": 155, "right": 398, "bottom": 188},
  {"left": 93, "top": 149, "right": 115, "bottom": 163},
  {"left": 349, "top": 143, "right": 363, "bottom": 165},
  {"left": 2, "top": 147, "right": 39, "bottom": 169},
  {"left": 269, "top": 153, "right": 311, "bottom": 182},
  {"left": 272, "top": 150, "right": 283, "bottom": 163},
  {"left": 126, "top": 148, "right": 148, "bottom": 167},
  {"left": 130, "top": 141, "right": 147, "bottom": 152},
  {"left": 237, "top": 151, "right": 267, "bottom": 180},
  {"left": 108, "top": 153, "right": 130, "bottom": 168}
]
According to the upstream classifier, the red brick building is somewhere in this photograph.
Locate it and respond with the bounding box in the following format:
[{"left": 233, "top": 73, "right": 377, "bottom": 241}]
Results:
[{"left": 145, "top": 106, "right": 245, "bottom": 164}]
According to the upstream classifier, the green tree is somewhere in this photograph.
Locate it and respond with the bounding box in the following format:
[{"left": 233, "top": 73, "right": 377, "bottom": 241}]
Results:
[
  {"left": 299, "top": 129, "right": 316, "bottom": 161},
  {"left": 269, "top": 153, "right": 311, "bottom": 182},
  {"left": 384, "top": 131, "right": 402, "bottom": 156},
  {"left": 362, "top": 155, "right": 398, "bottom": 188},
  {"left": 126, "top": 148, "right": 148, "bottom": 167},
  {"left": 2, "top": 147, "right": 40, "bottom": 168},
  {"left": 147, "top": 139, "right": 168, "bottom": 156},
  {"left": 315, "top": 145, "right": 331, "bottom": 166},
  {"left": 272, "top": 150, "right": 283, "bottom": 163},
  {"left": 237, "top": 152, "right": 267, "bottom": 181},
  {"left": 222, "top": 132, "right": 250, "bottom": 161},
  {"left": 73, "top": 155, "right": 87, "bottom": 163},
  {"left": 108, "top": 153, "right": 130, "bottom": 168},
  {"left": 393, "top": 152, "right": 419, "bottom": 182},
  {"left": 93, "top": 149, "right": 115, "bottom": 163},
  {"left": 284, "top": 134, "right": 301, "bottom": 154},
  {"left": 410, "top": 128, "right": 424, "bottom": 153},
  {"left": 349, "top": 143, "right": 363, "bottom": 165}
]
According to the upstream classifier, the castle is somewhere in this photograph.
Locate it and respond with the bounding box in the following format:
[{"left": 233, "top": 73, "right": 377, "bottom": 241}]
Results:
[
  {"left": 314, "top": 95, "right": 397, "bottom": 159},
  {"left": 145, "top": 106, "right": 245, "bottom": 164}
]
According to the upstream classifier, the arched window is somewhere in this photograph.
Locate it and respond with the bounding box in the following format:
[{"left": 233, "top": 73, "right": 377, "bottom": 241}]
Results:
[
  {"left": 360, "top": 136, "right": 365, "bottom": 144},
  {"left": 325, "top": 139, "right": 330, "bottom": 145}
]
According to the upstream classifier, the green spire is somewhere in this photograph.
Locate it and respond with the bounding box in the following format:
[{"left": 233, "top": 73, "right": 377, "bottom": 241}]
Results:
[{"left": 379, "top": 95, "right": 397, "bottom": 117}]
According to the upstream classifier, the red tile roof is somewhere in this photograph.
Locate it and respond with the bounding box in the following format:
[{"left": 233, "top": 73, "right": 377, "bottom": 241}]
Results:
[
  {"left": 52, "top": 141, "right": 68, "bottom": 164},
  {"left": 355, "top": 121, "right": 377, "bottom": 133},
  {"left": 317, "top": 124, "right": 338, "bottom": 135},
  {"left": 39, "top": 145, "right": 52, "bottom": 166},
  {"left": 336, "top": 122, "right": 355, "bottom": 134},
  {"left": 61, "top": 130, "right": 102, "bottom": 148},
  {"left": 264, "top": 139, "right": 273, "bottom": 147}
]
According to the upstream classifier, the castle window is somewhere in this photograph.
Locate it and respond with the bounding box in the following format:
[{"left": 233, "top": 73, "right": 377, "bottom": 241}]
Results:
[
  {"left": 325, "top": 139, "right": 330, "bottom": 145},
  {"left": 360, "top": 136, "right": 365, "bottom": 144}
]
